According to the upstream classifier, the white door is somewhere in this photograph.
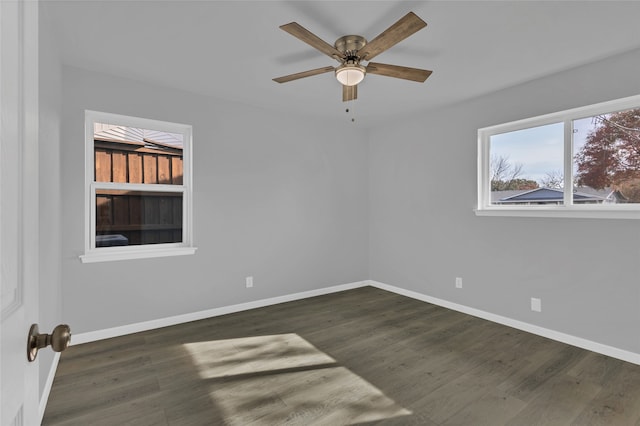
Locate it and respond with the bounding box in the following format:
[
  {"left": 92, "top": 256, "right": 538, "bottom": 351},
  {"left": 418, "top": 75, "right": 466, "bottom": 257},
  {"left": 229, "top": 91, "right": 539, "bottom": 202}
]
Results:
[{"left": 1, "top": 1, "right": 40, "bottom": 425}]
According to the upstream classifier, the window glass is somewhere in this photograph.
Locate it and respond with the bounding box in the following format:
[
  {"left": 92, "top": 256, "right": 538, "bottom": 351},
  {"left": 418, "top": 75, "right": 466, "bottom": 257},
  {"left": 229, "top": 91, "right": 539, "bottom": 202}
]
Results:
[
  {"left": 477, "top": 95, "right": 640, "bottom": 218},
  {"left": 82, "top": 111, "right": 194, "bottom": 262},
  {"left": 94, "top": 123, "right": 183, "bottom": 185},
  {"left": 96, "top": 190, "right": 183, "bottom": 247},
  {"left": 489, "top": 123, "right": 564, "bottom": 205},
  {"left": 573, "top": 108, "right": 640, "bottom": 204}
]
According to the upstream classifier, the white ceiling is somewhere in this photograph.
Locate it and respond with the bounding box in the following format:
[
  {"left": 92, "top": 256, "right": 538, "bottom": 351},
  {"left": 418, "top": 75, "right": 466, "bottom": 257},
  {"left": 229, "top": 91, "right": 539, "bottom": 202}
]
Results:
[{"left": 42, "top": 1, "right": 640, "bottom": 124}]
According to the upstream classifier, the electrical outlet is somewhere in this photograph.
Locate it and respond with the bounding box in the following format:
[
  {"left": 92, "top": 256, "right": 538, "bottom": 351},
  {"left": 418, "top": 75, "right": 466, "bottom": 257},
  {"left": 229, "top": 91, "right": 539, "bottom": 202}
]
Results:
[
  {"left": 531, "top": 297, "right": 542, "bottom": 312},
  {"left": 455, "top": 277, "right": 463, "bottom": 289},
  {"left": 246, "top": 276, "right": 253, "bottom": 288}
]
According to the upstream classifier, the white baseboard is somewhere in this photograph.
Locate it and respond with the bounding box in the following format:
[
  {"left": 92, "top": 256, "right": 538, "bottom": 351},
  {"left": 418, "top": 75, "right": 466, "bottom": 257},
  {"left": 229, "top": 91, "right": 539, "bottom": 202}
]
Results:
[
  {"left": 43, "top": 277, "right": 639, "bottom": 423},
  {"left": 70, "top": 278, "right": 640, "bottom": 366},
  {"left": 367, "top": 280, "right": 640, "bottom": 366},
  {"left": 39, "top": 351, "right": 60, "bottom": 424},
  {"left": 71, "top": 280, "right": 369, "bottom": 345}
]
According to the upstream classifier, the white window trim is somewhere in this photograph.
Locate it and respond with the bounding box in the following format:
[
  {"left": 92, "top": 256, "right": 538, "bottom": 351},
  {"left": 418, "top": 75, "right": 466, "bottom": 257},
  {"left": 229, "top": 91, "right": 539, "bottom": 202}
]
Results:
[
  {"left": 80, "top": 110, "right": 196, "bottom": 263},
  {"left": 476, "top": 94, "right": 640, "bottom": 219}
]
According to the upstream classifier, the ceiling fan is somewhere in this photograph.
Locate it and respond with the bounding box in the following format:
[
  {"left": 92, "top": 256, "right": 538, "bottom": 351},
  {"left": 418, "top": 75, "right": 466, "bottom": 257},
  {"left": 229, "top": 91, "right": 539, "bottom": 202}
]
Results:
[{"left": 273, "top": 11, "right": 432, "bottom": 102}]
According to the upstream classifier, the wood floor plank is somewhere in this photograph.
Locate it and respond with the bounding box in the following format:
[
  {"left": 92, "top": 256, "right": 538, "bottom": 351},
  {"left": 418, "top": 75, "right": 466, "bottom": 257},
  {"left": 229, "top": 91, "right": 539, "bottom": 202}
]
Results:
[
  {"left": 440, "top": 388, "right": 526, "bottom": 426},
  {"left": 506, "top": 374, "right": 602, "bottom": 425},
  {"left": 570, "top": 361, "right": 640, "bottom": 425},
  {"left": 567, "top": 351, "right": 625, "bottom": 387},
  {"left": 50, "top": 397, "right": 169, "bottom": 426},
  {"left": 43, "top": 286, "right": 640, "bottom": 425},
  {"left": 414, "top": 351, "right": 531, "bottom": 424},
  {"left": 504, "top": 344, "right": 587, "bottom": 402},
  {"left": 43, "top": 376, "right": 161, "bottom": 424}
]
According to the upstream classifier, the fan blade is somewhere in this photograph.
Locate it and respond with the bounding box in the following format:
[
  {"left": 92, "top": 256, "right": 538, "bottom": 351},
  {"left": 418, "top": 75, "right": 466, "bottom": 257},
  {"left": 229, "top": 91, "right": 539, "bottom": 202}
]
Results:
[
  {"left": 342, "top": 85, "right": 357, "bottom": 102},
  {"left": 358, "top": 12, "right": 426, "bottom": 61},
  {"left": 273, "top": 66, "right": 335, "bottom": 83},
  {"left": 280, "top": 22, "right": 344, "bottom": 61},
  {"left": 366, "top": 62, "right": 432, "bottom": 82}
]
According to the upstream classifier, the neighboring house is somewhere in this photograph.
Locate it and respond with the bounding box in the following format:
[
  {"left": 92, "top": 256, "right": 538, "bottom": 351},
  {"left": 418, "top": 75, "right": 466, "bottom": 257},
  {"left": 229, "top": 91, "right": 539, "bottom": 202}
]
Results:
[{"left": 491, "top": 187, "right": 627, "bottom": 205}]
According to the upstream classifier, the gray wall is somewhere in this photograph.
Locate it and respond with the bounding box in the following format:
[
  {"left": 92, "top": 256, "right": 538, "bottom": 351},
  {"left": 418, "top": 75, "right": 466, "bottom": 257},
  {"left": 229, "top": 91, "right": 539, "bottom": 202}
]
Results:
[
  {"left": 369, "top": 48, "right": 640, "bottom": 354},
  {"left": 57, "top": 45, "right": 640, "bottom": 356},
  {"left": 38, "top": 11, "right": 62, "bottom": 399},
  {"left": 60, "top": 67, "right": 369, "bottom": 334}
]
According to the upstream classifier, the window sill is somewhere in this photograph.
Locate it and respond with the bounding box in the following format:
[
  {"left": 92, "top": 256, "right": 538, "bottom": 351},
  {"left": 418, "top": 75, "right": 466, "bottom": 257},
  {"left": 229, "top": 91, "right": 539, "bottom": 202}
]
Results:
[
  {"left": 475, "top": 207, "right": 640, "bottom": 220},
  {"left": 79, "top": 246, "right": 197, "bottom": 263}
]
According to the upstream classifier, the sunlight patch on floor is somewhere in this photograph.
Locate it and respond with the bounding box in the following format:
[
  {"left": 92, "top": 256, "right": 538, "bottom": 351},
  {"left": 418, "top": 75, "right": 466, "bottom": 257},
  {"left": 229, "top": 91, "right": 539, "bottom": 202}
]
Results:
[
  {"left": 183, "top": 333, "right": 336, "bottom": 379},
  {"left": 184, "top": 333, "right": 412, "bottom": 425}
]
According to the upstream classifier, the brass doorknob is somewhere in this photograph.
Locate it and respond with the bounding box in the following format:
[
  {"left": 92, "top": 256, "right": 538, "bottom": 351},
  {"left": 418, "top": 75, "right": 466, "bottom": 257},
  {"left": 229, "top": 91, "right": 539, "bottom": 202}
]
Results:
[{"left": 27, "top": 324, "right": 71, "bottom": 362}]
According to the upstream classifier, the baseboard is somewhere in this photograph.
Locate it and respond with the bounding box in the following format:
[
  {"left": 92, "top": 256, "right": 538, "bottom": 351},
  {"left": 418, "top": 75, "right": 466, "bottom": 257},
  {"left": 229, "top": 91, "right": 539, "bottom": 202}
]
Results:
[
  {"left": 39, "top": 351, "right": 60, "bottom": 424},
  {"left": 367, "top": 280, "right": 640, "bottom": 366},
  {"left": 70, "top": 278, "right": 640, "bottom": 365},
  {"left": 45, "top": 277, "right": 638, "bottom": 422},
  {"left": 71, "top": 280, "right": 369, "bottom": 345}
]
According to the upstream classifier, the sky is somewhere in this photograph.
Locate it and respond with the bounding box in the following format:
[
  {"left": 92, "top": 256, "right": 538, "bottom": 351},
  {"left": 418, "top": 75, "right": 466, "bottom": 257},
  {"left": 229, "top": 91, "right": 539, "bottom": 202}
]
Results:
[{"left": 490, "top": 118, "right": 596, "bottom": 186}]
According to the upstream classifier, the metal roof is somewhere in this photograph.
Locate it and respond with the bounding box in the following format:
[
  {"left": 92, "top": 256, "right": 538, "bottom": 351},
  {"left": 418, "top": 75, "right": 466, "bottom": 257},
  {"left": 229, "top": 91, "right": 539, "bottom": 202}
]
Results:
[
  {"left": 93, "top": 124, "right": 183, "bottom": 149},
  {"left": 491, "top": 187, "right": 609, "bottom": 204}
]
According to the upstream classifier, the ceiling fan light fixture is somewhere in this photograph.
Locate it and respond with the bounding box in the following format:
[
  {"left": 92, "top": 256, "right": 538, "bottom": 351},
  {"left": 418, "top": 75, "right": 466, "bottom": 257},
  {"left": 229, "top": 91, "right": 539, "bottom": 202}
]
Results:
[
  {"left": 274, "top": 12, "right": 430, "bottom": 101},
  {"left": 335, "top": 64, "right": 366, "bottom": 86}
]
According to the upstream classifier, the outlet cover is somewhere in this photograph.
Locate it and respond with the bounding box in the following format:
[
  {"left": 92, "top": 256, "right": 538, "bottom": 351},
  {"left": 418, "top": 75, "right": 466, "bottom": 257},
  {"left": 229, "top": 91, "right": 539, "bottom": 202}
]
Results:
[
  {"left": 455, "top": 277, "right": 463, "bottom": 289},
  {"left": 246, "top": 276, "right": 253, "bottom": 288},
  {"left": 531, "top": 297, "right": 542, "bottom": 312}
]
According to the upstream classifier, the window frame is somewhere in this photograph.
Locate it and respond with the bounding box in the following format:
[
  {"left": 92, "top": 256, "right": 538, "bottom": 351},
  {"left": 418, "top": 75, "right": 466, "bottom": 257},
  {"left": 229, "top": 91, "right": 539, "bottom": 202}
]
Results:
[
  {"left": 80, "top": 110, "right": 196, "bottom": 263},
  {"left": 476, "top": 94, "right": 640, "bottom": 219}
]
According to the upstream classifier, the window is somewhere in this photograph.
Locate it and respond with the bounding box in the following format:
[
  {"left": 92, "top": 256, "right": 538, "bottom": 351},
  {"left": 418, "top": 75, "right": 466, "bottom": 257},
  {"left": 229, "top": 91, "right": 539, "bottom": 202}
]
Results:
[
  {"left": 81, "top": 111, "right": 196, "bottom": 262},
  {"left": 477, "top": 94, "right": 640, "bottom": 219}
]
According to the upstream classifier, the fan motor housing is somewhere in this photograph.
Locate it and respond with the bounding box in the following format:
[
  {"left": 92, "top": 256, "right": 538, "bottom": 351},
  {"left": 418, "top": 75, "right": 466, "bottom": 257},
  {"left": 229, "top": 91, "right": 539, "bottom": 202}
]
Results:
[{"left": 334, "top": 35, "right": 367, "bottom": 55}]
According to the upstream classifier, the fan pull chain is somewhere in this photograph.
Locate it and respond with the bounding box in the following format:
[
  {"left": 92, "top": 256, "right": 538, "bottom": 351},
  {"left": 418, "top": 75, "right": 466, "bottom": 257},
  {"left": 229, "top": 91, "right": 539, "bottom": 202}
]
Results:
[{"left": 346, "top": 102, "right": 356, "bottom": 123}]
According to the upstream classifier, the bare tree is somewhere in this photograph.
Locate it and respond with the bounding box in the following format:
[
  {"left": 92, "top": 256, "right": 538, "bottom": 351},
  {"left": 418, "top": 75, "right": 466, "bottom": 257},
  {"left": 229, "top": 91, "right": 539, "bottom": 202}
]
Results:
[
  {"left": 540, "top": 170, "right": 564, "bottom": 189},
  {"left": 491, "top": 155, "right": 524, "bottom": 182},
  {"left": 490, "top": 155, "right": 536, "bottom": 191},
  {"left": 491, "top": 155, "right": 509, "bottom": 182}
]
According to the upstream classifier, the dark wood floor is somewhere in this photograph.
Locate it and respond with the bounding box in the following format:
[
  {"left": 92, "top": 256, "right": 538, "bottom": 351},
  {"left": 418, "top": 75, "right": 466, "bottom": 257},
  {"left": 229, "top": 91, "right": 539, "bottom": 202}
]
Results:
[{"left": 43, "top": 286, "right": 640, "bottom": 425}]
